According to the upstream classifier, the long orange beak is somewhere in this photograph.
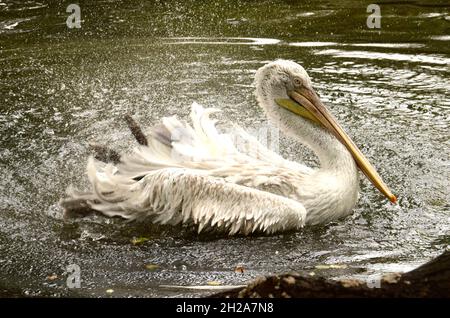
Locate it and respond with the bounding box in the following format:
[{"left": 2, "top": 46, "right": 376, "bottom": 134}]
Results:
[{"left": 277, "top": 87, "right": 397, "bottom": 203}]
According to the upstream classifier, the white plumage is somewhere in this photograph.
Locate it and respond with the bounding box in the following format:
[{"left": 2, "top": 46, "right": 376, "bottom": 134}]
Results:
[{"left": 62, "top": 60, "right": 395, "bottom": 235}]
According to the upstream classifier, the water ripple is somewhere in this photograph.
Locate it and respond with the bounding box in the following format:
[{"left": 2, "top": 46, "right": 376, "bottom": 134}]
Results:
[{"left": 315, "top": 49, "right": 450, "bottom": 65}]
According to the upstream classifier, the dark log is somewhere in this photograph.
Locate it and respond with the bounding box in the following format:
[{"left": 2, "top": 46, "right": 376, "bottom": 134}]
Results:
[
  {"left": 124, "top": 114, "right": 148, "bottom": 146},
  {"left": 211, "top": 250, "right": 450, "bottom": 298},
  {"left": 88, "top": 143, "right": 121, "bottom": 164},
  {"left": 60, "top": 198, "right": 96, "bottom": 219}
]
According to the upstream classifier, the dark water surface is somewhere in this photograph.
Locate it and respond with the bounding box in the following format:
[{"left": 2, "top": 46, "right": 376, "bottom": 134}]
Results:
[{"left": 0, "top": 1, "right": 449, "bottom": 297}]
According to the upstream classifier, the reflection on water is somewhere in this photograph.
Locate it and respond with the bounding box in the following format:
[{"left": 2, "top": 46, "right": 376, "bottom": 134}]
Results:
[
  {"left": 165, "top": 37, "right": 281, "bottom": 45},
  {"left": 0, "top": 0, "right": 449, "bottom": 297},
  {"left": 316, "top": 49, "right": 450, "bottom": 65}
]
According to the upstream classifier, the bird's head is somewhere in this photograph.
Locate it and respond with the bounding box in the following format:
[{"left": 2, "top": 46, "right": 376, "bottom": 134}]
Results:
[{"left": 255, "top": 59, "right": 396, "bottom": 204}]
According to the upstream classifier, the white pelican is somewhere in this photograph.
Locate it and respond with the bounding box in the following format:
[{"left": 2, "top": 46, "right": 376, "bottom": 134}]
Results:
[{"left": 61, "top": 60, "right": 396, "bottom": 235}]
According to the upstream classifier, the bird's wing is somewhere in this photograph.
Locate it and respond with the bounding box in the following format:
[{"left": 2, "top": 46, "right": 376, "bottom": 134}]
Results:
[
  {"left": 117, "top": 102, "right": 312, "bottom": 181},
  {"left": 70, "top": 157, "right": 306, "bottom": 235}
]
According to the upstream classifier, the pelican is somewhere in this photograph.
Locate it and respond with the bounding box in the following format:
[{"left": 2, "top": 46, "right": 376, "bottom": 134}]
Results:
[{"left": 61, "top": 60, "right": 396, "bottom": 235}]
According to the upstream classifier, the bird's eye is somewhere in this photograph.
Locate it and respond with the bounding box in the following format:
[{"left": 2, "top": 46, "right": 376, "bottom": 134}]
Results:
[{"left": 293, "top": 77, "right": 302, "bottom": 87}]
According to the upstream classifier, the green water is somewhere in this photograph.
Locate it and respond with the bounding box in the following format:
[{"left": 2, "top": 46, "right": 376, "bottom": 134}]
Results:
[{"left": 0, "top": 0, "right": 449, "bottom": 297}]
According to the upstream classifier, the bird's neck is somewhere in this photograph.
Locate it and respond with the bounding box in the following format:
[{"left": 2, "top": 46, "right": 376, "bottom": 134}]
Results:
[
  {"left": 276, "top": 107, "right": 356, "bottom": 173},
  {"left": 306, "top": 134, "right": 360, "bottom": 224},
  {"left": 274, "top": 107, "right": 360, "bottom": 223},
  {"left": 305, "top": 125, "right": 357, "bottom": 174}
]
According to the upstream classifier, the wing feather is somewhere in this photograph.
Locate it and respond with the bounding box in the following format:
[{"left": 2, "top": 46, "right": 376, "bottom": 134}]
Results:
[
  {"left": 78, "top": 157, "right": 306, "bottom": 235},
  {"left": 118, "top": 103, "right": 311, "bottom": 178}
]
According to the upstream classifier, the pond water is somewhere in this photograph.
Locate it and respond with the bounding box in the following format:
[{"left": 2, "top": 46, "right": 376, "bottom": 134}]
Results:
[{"left": 0, "top": 0, "right": 449, "bottom": 297}]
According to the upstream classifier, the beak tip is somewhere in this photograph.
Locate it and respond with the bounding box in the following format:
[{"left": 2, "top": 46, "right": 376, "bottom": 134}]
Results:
[{"left": 390, "top": 195, "right": 398, "bottom": 204}]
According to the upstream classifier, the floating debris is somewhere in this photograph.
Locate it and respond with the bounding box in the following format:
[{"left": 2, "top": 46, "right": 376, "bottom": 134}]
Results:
[
  {"left": 106, "top": 289, "right": 114, "bottom": 294},
  {"left": 234, "top": 266, "right": 245, "bottom": 273},
  {"left": 46, "top": 274, "right": 58, "bottom": 281},
  {"left": 207, "top": 281, "right": 222, "bottom": 286},
  {"left": 145, "top": 264, "right": 160, "bottom": 271},
  {"left": 131, "top": 237, "right": 149, "bottom": 245}
]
